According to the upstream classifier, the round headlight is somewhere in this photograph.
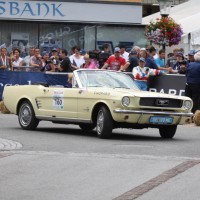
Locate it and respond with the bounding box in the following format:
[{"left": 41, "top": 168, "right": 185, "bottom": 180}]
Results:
[
  {"left": 122, "top": 96, "right": 130, "bottom": 107},
  {"left": 183, "top": 100, "right": 192, "bottom": 110}
]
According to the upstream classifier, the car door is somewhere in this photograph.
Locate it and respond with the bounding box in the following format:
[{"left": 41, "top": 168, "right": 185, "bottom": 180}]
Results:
[{"left": 36, "top": 87, "right": 78, "bottom": 119}]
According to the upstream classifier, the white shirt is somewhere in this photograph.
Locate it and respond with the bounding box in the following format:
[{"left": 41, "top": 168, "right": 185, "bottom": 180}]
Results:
[
  {"left": 13, "top": 57, "right": 23, "bottom": 67},
  {"left": 121, "top": 51, "right": 129, "bottom": 62},
  {"left": 69, "top": 54, "right": 85, "bottom": 68}
]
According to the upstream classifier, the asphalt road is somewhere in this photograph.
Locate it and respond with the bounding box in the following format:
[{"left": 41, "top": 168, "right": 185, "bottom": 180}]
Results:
[{"left": 0, "top": 113, "right": 200, "bottom": 200}]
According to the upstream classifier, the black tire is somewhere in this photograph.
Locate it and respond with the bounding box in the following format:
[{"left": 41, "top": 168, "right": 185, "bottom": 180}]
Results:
[
  {"left": 96, "top": 106, "right": 113, "bottom": 139},
  {"left": 79, "top": 124, "right": 96, "bottom": 131},
  {"left": 159, "top": 125, "right": 177, "bottom": 139},
  {"left": 18, "top": 100, "right": 39, "bottom": 130}
]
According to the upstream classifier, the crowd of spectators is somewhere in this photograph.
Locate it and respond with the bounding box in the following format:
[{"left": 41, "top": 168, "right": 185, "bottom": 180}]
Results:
[
  {"left": 0, "top": 43, "right": 194, "bottom": 74},
  {"left": 0, "top": 43, "right": 200, "bottom": 114}
]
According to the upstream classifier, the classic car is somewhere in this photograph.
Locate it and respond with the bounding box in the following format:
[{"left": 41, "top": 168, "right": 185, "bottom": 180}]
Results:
[{"left": 3, "top": 69, "right": 193, "bottom": 139}]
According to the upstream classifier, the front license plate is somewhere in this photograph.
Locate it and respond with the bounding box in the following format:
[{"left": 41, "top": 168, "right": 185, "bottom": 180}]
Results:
[{"left": 149, "top": 116, "right": 173, "bottom": 124}]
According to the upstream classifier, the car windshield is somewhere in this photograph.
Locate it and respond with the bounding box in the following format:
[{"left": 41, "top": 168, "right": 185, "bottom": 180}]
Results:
[{"left": 76, "top": 70, "right": 139, "bottom": 90}]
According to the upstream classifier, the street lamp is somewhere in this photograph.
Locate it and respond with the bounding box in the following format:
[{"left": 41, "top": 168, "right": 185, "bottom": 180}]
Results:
[
  {"left": 157, "top": 0, "right": 172, "bottom": 17},
  {"left": 157, "top": 0, "right": 172, "bottom": 51}
]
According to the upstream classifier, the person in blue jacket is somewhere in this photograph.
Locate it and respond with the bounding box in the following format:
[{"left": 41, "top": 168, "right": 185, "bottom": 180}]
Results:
[{"left": 185, "top": 52, "right": 200, "bottom": 114}]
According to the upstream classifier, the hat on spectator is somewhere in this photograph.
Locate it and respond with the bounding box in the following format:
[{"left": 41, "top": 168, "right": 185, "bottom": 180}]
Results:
[
  {"left": 129, "top": 50, "right": 137, "bottom": 55},
  {"left": 114, "top": 47, "right": 120, "bottom": 53},
  {"left": 188, "top": 50, "right": 195, "bottom": 56},
  {"left": 139, "top": 57, "right": 146, "bottom": 63},
  {"left": 52, "top": 48, "right": 57, "bottom": 52}
]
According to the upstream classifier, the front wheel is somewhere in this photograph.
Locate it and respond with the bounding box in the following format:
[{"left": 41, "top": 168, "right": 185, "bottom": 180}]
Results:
[
  {"left": 96, "top": 106, "right": 113, "bottom": 139},
  {"left": 18, "top": 100, "right": 39, "bottom": 130},
  {"left": 159, "top": 125, "right": 177, "bottom": 139}
]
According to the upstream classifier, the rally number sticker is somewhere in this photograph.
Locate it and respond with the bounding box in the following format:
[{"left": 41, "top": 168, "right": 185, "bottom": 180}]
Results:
[{"left": 53, "top": 90, "right": 64, "bottom": 109}]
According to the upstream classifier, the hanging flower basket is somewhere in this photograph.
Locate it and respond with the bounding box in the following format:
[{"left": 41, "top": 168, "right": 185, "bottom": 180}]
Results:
[{"left": 145, "top": 17, "right": 183, "bottom": 47}]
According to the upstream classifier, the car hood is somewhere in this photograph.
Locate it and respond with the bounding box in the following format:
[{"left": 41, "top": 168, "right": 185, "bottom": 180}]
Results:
[{"left": 90, "top": 87, "right": 190, "bottom": 101}]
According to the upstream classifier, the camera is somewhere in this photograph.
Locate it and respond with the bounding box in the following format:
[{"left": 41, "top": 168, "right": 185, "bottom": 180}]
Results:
[
  {"left": 50, "top": 56, "right": 57, "bottom": 65},
  {"left": 179, "top": 60, "right": 187, "bottom": 65}
]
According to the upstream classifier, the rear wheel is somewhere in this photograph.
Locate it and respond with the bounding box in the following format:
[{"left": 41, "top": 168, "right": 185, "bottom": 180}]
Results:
[
  {"left": 18, "top": 100, "right": 39, "bottom": 130},
  {"left": 79, "top": 124, "right": 96, "bottom": 131},
  {"left": 159, "top": 125, "right": 177, "bottom": 139},
  {"left": 96, "top": 106, "right": 113, "bottom": 139}
]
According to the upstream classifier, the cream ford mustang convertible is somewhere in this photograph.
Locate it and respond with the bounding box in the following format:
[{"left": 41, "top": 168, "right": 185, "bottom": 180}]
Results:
[{"left": 3, "top": 69, "right": 193, "bottom": 139}]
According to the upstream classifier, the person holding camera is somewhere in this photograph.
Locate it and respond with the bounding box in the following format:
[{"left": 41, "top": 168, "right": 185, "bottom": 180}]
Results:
[
  {"left": 169, "top": 52, "right": 187, "bottom": 74},
  {"left": 40, "top": 51, "right": 54, "bottom": 72},
  {"left": 132, "top": 57, "right": 164, "bottom": 91}
]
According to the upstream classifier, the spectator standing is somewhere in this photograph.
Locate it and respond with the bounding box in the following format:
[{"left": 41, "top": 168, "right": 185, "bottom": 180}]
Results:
[
  {"left": 166, "top": 48, "right": 179, "bottom": 68},
  {"left": 131, "top": 46, "right": 141, "bottom": 58},
  {"left": 123, "top": 50, "right": 138, "bottom": 72},
  {"left": 81, "top": 54, "right": 98, "bottom": 69},
  {"left": 185, "top": 52, "right": 200, "bottom": 114},
  {"left": 132, "top": 57, "right": 164, "bottom": 91},
  {"left": 99, "top": 43, "right": 111, "bottom": 68},
  {"left": 0, "top": 47, "right": 12, "bottom": 71},
  {"left": 40, "top": 52, "right": 54, "bottom": 72},
  {"left": 102, "top": 47, "right": 126, "bottom": 71},
  {"left": 23, "top": 47, "right": 35, "bottom": 67},
  {"left": 155, "top": 49, "right": 170, "bottom": 72},
  {"left": 69, "top": 46, "right": 85, "bottom": 70},
  {"left": 187, "top": 50, "right": 195, "bottom": 63},
  {"left": 50, "top": 48, "right": 60, "bottom": 65},
  {"left": 12, "top": 48, "right": 24, "bottom": 70},
  {"left": 169, "top": 52, "right": 186, "bottom": 74},
  {"left": 29, "top": 48, "right": 43, "bottom": 68},
  {"left": 140, "top": 49, "right": 158, "bottom": 69},
  {"left": 57, "top": 49, "right": 72, "bottom": 72},
  {"left": 119, "top": 44, "right": 129, "bottom": 61}
]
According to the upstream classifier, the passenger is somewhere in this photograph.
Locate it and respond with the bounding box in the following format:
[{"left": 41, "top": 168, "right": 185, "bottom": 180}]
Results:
[{"left": 132, "top": 57, "right": 164, "bottom": 91}]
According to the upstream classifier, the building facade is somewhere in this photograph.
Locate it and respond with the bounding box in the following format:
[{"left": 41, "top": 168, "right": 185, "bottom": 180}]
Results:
[{"left": 0, "top": 0, "right": 146, "bottom": 55}]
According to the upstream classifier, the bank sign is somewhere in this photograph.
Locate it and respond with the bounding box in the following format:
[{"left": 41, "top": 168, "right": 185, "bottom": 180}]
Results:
[{"left": 0, "top": 1, "right": 142, "bottom": 24}]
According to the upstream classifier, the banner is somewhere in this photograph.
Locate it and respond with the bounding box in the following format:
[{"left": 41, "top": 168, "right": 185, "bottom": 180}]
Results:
[{"left": 0, "top": 71, "right": 68, "bottom": 101}]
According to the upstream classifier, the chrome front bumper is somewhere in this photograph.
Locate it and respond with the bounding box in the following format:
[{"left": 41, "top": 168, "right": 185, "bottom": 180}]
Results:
[{"left": 114, "top": 109, "right": 194, "bottom": 117}]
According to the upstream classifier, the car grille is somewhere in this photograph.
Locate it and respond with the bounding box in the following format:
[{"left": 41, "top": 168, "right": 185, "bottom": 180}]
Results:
[{"left": 139, "top": 97, "right": 183, "bottom": 108}]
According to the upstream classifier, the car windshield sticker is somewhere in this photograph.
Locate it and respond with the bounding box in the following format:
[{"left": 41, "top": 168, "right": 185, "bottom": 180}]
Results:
[{"left": 53, "top": 90, "right": 64, "bottom": 109}]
